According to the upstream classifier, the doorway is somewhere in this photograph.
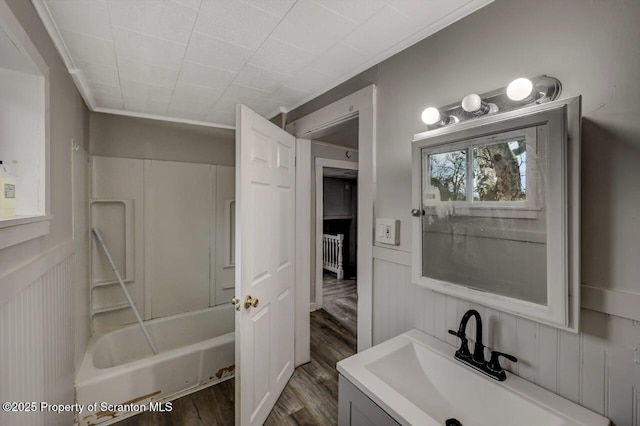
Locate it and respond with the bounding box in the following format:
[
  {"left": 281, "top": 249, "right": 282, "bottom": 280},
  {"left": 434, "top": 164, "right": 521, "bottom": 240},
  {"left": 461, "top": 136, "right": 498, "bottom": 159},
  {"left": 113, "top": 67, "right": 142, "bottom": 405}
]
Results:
[
  {"left": 289, "top": 85, "right": 376, "bottom": 365},
  {"left": 315, "top": 160, "right": 358, "bottom": 338}
]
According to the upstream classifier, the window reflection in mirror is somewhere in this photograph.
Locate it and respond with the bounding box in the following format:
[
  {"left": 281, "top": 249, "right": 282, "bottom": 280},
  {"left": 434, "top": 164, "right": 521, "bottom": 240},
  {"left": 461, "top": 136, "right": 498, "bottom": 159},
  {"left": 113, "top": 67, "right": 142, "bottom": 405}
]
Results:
[{"left": 420, "top": 126, "right": 547, "bottom": 305}]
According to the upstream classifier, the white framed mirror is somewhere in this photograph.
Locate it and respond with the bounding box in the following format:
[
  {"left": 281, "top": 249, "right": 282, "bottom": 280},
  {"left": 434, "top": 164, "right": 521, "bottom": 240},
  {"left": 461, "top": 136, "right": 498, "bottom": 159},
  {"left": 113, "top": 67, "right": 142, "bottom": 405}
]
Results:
[{"left": 411, "top": 96, "right": 581, "bottom": 332}]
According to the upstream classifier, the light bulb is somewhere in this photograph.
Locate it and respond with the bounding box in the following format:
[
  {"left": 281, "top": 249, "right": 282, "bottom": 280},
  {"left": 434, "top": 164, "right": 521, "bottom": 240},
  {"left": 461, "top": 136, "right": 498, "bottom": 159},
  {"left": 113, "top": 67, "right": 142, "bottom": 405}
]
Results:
[
  {"left": 461, "top": 94, "right": 483, "bottom": 112},
  {"left": 506, "top": 78, "right": 534, "bottom": 101},
  {"left": 421, "top": 107, "right": 442, "bottom": 125}
]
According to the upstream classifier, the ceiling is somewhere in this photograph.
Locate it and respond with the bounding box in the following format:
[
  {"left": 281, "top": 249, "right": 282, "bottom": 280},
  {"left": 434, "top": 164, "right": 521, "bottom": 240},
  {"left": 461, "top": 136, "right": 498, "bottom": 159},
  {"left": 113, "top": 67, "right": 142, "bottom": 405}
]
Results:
[{"left": 34, "top": 0, "right": 492, "bottom": 128}]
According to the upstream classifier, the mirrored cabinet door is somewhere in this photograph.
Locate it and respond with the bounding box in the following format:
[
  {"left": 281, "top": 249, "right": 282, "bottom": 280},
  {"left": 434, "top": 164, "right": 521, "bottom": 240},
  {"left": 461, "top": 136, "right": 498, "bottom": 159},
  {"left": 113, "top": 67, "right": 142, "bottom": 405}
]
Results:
[{"left": 411, "top": 97, "right": 581, "bottom": 332}]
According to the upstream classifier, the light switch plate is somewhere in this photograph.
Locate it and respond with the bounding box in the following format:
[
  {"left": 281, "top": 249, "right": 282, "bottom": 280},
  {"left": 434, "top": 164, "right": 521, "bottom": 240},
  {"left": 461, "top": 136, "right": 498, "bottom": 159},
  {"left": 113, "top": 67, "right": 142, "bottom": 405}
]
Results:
[{"left": 375, "top": 218, "right": 400, "bottom": 245}]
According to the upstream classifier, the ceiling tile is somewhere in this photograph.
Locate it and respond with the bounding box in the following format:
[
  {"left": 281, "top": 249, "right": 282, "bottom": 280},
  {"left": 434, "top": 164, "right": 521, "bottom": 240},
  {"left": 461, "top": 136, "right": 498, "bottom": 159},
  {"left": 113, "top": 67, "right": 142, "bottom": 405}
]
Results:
[
  {"left": 39, "top": 0, "right": 492, "bottom": 125},
  {"left": 59, "top": 29, "right": 116, "bottom": 68},
  {"left": 342, "top": 5, "right": 416, "bottom": 56},
  {"left": 238, "top": 0, "right": 296, "bottom": 18},
  {"left": 168, "top": 80, "right": 223, "bottom": 119},
  {"left": 249, "top": 37, "right": 315, "bottom": 76},
  {"left": 283, "top": 67, "right": 334, "bottom": 93},
  {"left": 45, "top": 0, "right": 111, "bottom": 39},
  {"left": 123, "top": 96, "right": 170, "bottom": 115},
  {"left": 76, "top": 60, "right": 119, "bottom": 86},
  {"left": 171, "top": 81, "right": 224, "bottom": 105},
  {"left": 120, "top": 79, "right": 174, "bottom": 103},
  {"left": 232, "top": 64, "right": 290, "bottom": 93},
  {"left": 178, "top": 61, "right": 236, "bottom": 91},
  {"left": 117, "top": 57, "right": 179, "bottom": 88},
  {"left": 307, "top": 42, "right": 367, "bottom": 78},
  {"left": 107, "top": 0, "right": 198, "bottom": 45},
  {"left": 221, "top": 84, "right": 271, "bottom": 104},
  {"left": 250, "top": 99, "right": 282, "bottom": 116},
  {"left": 112, "top": 27, "right": 186, "bottom": 71},
  {"left": 195, "top": 1, "right": 280, "bottom": 50},
  {"left": 270, "top": 0, "right": 357, "bottom": 54},
  {"left": 185, "top": 32, "right": 253, "bottom": 72},
  {"left": 267, "top": 86, "right": 310, "bottom": 105},
  {"left": 313, "top": 0, "right": 389, "bottom": 24},
  {"left": 89, "top": 81, "right": 122, "bottom": 100},
  {"left": 389, "top": 0, "right": 470, "bottom": 24}
]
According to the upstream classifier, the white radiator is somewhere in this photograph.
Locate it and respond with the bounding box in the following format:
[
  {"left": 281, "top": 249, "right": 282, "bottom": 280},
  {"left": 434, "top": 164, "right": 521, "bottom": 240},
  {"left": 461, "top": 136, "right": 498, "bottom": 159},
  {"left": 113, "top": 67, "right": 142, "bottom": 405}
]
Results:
[{"left": 322, "top": 233, "right": 344, "bottom": 279}]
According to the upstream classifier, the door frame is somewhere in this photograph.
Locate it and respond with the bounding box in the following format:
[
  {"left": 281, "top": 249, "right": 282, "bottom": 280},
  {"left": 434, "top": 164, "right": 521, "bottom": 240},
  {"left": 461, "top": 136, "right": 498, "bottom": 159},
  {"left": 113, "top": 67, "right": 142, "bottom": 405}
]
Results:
[
  {"left": 314, "top": 158, "right": 358, "bottom": 310},
  {"left": 288, "top": 85, "right": 376, "bottom": 362}
]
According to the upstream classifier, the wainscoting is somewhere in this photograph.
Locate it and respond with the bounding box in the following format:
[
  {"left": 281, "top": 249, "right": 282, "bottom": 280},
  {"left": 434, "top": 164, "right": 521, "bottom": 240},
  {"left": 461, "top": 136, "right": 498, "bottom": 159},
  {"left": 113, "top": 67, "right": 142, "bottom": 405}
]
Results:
[
  {"left": 373, "top": 250, "right": 640, "bottom": 426},
  {"left": 0, "top": 253, "right": 75, "bottom": 426}
]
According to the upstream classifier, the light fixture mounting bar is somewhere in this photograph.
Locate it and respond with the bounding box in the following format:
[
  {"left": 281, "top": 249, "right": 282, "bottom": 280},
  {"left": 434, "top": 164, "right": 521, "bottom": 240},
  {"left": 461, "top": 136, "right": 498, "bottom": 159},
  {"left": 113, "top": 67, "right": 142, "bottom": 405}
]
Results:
[{"left": 422, "top": 75, "right": 562, "bottom": 131}]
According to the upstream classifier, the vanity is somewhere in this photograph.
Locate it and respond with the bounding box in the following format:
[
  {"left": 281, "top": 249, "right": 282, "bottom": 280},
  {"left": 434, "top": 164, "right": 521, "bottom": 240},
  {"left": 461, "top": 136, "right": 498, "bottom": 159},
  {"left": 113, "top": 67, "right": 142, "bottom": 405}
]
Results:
[
  {"left": 337, "top": 329, "right": 609, "bottom": 426},
  {"left": 337, "top": 84, "right": 610, "bottom": 425}
]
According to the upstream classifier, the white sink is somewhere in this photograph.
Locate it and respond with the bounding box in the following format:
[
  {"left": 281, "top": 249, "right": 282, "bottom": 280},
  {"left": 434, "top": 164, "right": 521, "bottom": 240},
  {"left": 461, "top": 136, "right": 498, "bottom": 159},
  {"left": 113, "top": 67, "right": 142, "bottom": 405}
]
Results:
[{"left": 337, "top": 329, "right": 609, "bottom": 426}]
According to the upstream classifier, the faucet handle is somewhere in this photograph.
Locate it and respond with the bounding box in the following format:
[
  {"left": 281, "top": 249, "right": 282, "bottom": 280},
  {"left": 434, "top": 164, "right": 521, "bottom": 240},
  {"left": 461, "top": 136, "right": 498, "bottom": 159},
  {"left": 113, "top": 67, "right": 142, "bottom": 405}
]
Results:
[
  {"left": 487, "top": 350, "right": 518, "bottom": 373},
  {"left": 448, "top": 329, "right": 472, "bottom": 359}
]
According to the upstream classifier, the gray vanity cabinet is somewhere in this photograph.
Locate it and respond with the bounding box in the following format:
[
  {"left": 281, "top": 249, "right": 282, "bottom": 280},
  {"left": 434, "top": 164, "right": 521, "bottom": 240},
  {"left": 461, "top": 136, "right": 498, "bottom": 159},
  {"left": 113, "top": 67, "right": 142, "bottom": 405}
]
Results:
[{"left": 338, "top": 375, "right": 400, "bottom": 426}]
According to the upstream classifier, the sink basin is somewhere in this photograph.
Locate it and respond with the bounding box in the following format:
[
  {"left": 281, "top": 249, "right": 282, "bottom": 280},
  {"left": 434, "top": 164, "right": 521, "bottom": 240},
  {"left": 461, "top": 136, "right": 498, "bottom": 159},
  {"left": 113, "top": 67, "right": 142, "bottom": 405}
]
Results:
[{"left": 337, "top": 329, "right": 609, "bottom": 426}]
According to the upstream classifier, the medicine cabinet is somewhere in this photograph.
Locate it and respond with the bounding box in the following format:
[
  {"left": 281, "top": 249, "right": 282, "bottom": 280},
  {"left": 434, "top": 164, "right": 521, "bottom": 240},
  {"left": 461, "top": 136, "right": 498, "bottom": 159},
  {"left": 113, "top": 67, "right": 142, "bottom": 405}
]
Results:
[{"left": 411, "top": 96, "right": 581, "bottom": 331}]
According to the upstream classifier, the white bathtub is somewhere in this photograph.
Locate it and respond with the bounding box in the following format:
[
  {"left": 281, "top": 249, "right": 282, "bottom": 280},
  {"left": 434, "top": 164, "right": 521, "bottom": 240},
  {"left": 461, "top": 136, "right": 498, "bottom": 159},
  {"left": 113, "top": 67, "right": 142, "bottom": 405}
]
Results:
[{"left": 76, "top": 304, "right": 235, "bottom": 426}]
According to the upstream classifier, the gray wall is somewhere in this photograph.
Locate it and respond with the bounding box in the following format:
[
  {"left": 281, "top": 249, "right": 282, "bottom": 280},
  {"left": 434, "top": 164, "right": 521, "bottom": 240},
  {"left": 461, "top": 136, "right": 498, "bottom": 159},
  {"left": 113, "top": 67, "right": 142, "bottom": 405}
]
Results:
[
  {"left": 0, "top": 0, "right": 89, "bottom": 272},
  {"left": 90, "top": 112, "right": 235, "bottom": 165},
  {"left": 293, "top": 0, "right": 640, "bottom": 423},
  {"left": 0, "top": 0, "right": 89, "bottom": 423}
]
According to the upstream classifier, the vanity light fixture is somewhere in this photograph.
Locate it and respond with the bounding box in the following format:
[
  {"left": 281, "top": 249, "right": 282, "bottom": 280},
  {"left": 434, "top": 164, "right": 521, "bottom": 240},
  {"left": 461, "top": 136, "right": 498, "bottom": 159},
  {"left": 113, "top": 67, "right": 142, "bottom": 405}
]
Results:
[
  {"left": 461, "top": 93, "right": 498, "bottom": 116},
  {"left": 419, "top": 75, "right": 562, "bottom": 131},
  {"left": 421, "top": 107, "right": 458, "bottom": 126},
  {"left": 506, "top": 76, "right": 562, "bottom": 103}
]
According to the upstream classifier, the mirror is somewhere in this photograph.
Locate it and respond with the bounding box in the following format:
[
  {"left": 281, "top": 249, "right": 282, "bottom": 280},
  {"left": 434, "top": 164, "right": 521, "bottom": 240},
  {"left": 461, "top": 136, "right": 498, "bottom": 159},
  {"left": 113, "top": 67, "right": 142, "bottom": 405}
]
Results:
[{"left": 411, "top": 96, "right": 581, "bottom": 331}]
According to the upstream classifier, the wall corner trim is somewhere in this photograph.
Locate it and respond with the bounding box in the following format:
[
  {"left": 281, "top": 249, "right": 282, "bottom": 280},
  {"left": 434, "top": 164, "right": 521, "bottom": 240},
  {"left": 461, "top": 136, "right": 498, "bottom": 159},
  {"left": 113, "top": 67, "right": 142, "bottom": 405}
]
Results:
[
  {"left": 93, "top": 108, "right": 236, "bottom": 130},
  {"left": 31, "top": 0, "right": 96, "bottom": 109}
]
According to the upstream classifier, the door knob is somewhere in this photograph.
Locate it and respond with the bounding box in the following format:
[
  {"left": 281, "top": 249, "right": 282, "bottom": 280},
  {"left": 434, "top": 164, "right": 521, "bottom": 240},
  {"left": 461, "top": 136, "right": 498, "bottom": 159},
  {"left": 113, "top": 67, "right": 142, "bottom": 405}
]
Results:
[
  {"left": 244, "top": 295, "right": 259, "bottom": 309},
  {"left": 411, "top": 208, "right": 424, "bottom": 217},
  {"left": 231, "top": 297, "right": 241, "bottom": 311}
]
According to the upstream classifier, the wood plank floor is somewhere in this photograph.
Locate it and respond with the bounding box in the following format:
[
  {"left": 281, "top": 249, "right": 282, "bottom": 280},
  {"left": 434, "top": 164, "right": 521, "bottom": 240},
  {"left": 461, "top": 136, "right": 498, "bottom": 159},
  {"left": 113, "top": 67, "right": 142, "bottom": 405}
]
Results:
[
  {"left": 118, "top": 283, "right": 357, "bottom": 426},
  {"left": 321, "top": 272, "right": 357, "bottom": 336}
]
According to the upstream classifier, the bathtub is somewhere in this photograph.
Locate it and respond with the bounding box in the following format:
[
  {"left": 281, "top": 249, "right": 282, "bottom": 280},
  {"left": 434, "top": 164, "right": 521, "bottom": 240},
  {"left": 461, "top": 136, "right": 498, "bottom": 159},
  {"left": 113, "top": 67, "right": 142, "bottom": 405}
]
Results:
[{"left": 76, "top": 304, "right": 235, "bottom": 426}]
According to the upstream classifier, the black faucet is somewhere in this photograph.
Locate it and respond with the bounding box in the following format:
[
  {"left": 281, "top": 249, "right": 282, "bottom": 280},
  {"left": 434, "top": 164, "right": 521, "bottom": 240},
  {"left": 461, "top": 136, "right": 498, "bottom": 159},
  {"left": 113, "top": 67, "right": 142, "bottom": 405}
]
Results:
[
  {"left": 448, "top": 309, "right": 485, "bottom": 366},
  {"left": 448, "top": 309, "right": 518, "bottom": 381}
]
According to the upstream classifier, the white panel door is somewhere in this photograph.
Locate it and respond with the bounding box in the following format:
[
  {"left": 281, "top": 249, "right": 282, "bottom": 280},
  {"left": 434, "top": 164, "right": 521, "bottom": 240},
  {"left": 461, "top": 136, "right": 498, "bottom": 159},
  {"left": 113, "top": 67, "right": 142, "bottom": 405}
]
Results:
[
  {"left": 235, "top": 105, "right": 295, "bottom": 426},
  {"left": 146, "top": 160, "right": 212, "bottom": 318}
]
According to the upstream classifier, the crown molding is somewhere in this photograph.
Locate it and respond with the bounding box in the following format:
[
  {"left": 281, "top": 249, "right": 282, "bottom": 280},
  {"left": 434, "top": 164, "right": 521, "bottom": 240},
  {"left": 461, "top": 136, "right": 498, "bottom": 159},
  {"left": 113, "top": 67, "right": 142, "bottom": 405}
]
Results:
[{"left": 93, "top": 107, "right": 236, "bottom": 130}]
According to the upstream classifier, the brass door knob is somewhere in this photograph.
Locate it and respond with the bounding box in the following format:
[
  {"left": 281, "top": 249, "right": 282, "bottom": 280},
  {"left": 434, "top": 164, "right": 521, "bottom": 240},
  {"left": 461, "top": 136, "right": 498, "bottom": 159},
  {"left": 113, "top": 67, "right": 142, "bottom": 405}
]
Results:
[
  {"left": 231, "top": 297, "right": 241, "bottom": 311},
  {"left": 244, "top": 295, "right": 259, "bottom": 309}
]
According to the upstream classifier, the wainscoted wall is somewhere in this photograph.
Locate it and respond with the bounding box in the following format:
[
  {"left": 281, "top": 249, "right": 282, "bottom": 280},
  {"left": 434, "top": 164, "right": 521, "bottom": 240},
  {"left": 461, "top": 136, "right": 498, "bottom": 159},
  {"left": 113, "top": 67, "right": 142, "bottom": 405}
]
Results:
[
  {"left": 0, "top": 254, "right": 75, "bottom": 426},
  {"left": 373, "top": 249, "right": 640, "bottom": 426}
]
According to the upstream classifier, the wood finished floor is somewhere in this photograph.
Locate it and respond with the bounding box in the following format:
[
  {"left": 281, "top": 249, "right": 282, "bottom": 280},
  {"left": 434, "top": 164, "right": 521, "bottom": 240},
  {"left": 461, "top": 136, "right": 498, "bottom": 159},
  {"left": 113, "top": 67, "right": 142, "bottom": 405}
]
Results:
[{"left": 118, "top": 274, "right": 356, "bottom": 426}]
